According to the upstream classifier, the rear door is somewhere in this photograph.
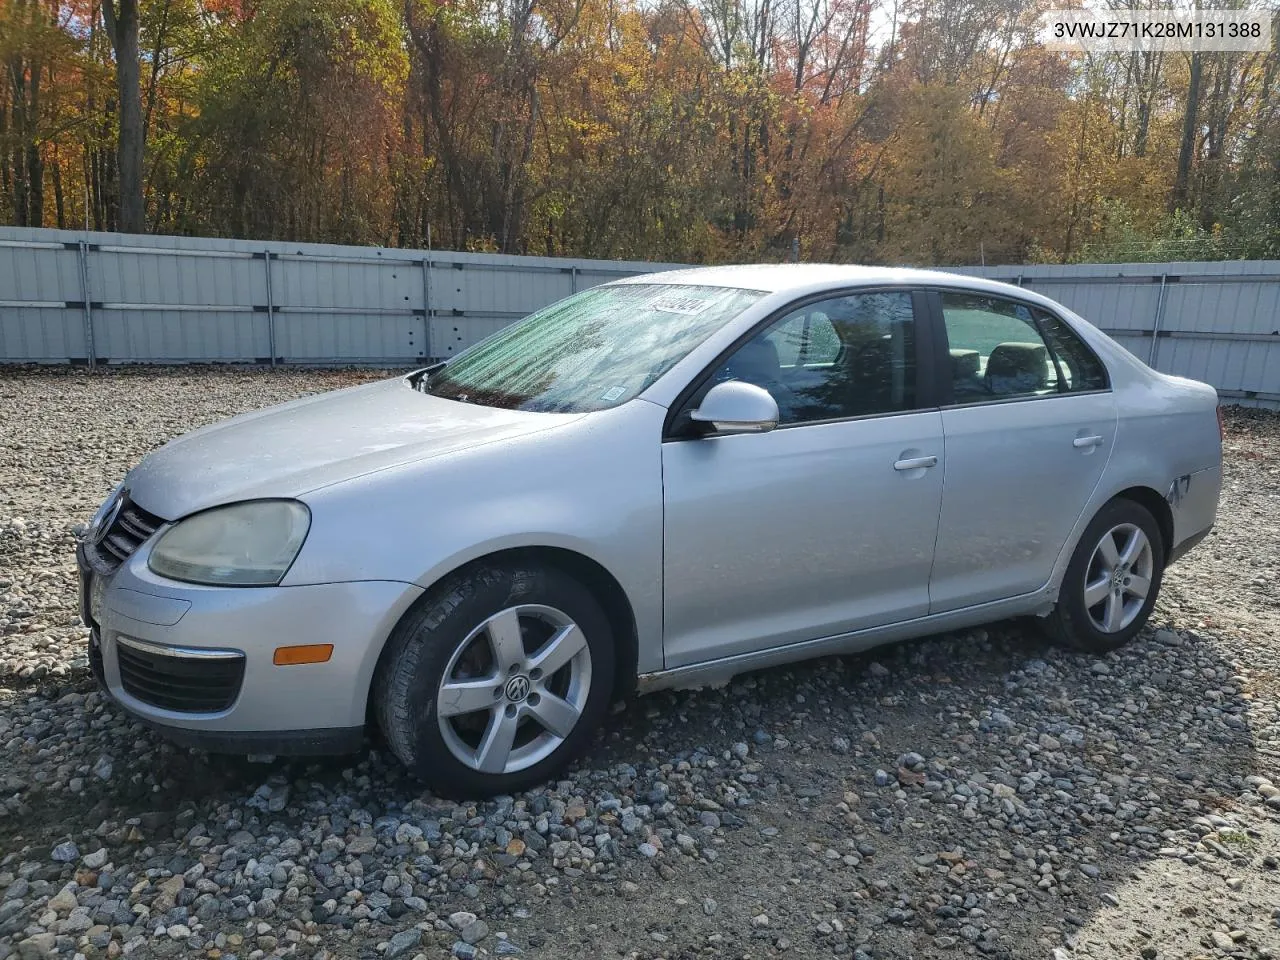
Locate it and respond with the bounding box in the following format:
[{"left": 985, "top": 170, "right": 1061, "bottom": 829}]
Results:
[{"left": 927, "top": 290, "right": 1117, "bottom": 613}]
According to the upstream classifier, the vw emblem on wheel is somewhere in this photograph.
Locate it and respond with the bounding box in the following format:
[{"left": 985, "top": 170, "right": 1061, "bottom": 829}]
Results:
[{"left": 504, "top": 675, "right": 531, "bottom": 703}]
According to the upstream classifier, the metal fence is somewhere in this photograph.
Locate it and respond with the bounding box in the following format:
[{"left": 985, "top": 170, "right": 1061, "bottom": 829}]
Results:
[
  {"left": 0, "top": 227, "right": 682, "bottom": 366},
  {"left": 2, "top": 227, "right": 1278, "bottom": 407}
]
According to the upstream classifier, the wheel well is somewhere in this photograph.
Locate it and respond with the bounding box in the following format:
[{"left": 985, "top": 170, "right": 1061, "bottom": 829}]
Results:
[
  {"left": 383, "top": 547, "right": 640, "bottom": 704},
  {"left": 1112, "top": 486, "right": 1174, "bottom": 560}
]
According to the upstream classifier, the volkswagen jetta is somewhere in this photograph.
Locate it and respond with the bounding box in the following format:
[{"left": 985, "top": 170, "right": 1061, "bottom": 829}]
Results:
[{"left": 77, "top": 265, "right": 1222, "bottom": 796}]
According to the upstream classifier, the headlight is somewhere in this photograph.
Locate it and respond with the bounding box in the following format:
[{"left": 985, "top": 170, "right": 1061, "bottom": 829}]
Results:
[{"left": 148, "top": 500, "right": 310, "bottom": 586}]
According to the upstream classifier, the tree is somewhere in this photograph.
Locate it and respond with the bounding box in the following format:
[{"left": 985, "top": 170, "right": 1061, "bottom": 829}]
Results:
[
  {"left": 102, "top": 0, "right": 144, "bottom": 232},
  {"left": 0, "top": 0, "right": 1277, "bottom": 262},
  {"left": 1169, "top": 50, "right": 1202, "bottom": 214}
]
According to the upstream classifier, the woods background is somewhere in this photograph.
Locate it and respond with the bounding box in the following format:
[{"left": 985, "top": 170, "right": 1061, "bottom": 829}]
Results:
[{"left": 2, "top": 0, "right": 1278, "bottom": 266}]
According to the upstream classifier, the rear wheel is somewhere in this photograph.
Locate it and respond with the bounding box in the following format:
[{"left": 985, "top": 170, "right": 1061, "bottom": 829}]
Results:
[
  {"left": 1044, "top": 498, "right": 1165, "bottom": 653},
  {"left": 373, "top": 563, "right": 615, "bottom": 797}
]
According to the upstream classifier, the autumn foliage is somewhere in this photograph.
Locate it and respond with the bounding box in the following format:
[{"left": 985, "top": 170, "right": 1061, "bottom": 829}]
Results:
[{"left": 1, "top": 0, "right": 1277, "bottom": 264}]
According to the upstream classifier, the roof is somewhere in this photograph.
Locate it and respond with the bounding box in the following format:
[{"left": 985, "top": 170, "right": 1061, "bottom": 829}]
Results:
[{"left": 615, "top": 263, "right": 1044, "bottom": 302}]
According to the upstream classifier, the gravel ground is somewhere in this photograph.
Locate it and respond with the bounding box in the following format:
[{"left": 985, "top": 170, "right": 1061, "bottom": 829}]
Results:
[{"left": 1, "top": 367, "right": 1278, "bottom": 960}]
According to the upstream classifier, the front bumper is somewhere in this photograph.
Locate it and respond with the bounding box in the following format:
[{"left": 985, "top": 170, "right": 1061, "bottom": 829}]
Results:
[{"left": 78, "top": 541, "right": 422, "bottom": 753}]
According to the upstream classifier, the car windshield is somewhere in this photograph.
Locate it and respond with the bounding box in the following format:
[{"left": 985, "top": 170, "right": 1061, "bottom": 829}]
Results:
[{"left": 420, "top": 283, "right": 765, "bottom": 413}]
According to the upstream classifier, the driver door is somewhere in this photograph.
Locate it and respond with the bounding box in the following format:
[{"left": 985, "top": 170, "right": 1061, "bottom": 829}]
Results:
[{"left": 660, "top": 289, "right": 945, "bottom": 669}]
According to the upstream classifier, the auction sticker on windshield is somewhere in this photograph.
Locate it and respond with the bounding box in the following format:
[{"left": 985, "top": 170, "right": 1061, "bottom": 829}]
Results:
[{"left": 649, "top": 294, "right": 720, "bottom": 316}]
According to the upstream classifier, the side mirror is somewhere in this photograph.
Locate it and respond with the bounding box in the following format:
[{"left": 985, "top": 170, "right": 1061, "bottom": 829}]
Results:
[{"left": 689, "top": 381, "right": 779, "bottom": 435}]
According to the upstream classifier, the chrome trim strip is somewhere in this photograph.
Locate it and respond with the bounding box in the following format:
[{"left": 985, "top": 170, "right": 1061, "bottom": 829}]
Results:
[{"left": 116, "top": 634, "right": 244, "bottom": 661}]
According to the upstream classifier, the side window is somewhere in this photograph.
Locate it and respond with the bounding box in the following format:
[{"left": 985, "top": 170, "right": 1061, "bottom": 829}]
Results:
[
  {"left": 718, "top": 291, "right": 917, "bottom": 424},
  {"left": 765, "top": 311, "right": 841, "bottom": 368},
  {"left": 1035, "top": 309, "right": 1108, "bottom": 392},
  {"left": 940, "top": 293, "right": 1060, "bottom": 403}
]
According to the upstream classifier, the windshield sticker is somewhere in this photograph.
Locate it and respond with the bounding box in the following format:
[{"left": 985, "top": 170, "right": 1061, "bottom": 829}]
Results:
[
  {"left": 600, "top": 385, "right": 627, "bottom": 403},
  {"left": 649, "top": 294, "right": 718, "bottom": 316}
]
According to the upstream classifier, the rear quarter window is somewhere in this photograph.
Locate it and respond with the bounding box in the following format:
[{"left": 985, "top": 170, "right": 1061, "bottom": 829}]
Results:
[{"left": 1034, "top": 309, "right": 1109, "bottom": 392}]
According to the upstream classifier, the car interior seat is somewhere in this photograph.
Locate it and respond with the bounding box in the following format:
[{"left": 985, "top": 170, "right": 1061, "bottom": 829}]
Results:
[
  {"left": 985, "top": 341, "right": 1050, "bottom": 396},
  {"left": 725, "top": 336, "right": 796, "bottom": 418}
]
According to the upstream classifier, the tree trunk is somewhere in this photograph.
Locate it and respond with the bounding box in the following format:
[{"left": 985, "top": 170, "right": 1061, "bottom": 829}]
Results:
[
  {"left": 25, "top": 56, "right": 43, "bottom": 227},
  {"left": 9, "top": 51, "right": 31, "bottom": 225},
  {"left": 0, "top": 100, "right": 10, "bottom": 207},
  {"left": 52, "top": 146, "right": 65, "bottom": 228},
  {"left": 1170, "top": 51, "right": 1203, "bottom": 213},
  {"left": 12, "top": 146, "right": 28, "bottom": 226},
  {"left": 103, "top": 0, "right": 145, "bottom": 232},
  {"left": 1133, "top": 53, "right": 1161, "bottom": 158}
]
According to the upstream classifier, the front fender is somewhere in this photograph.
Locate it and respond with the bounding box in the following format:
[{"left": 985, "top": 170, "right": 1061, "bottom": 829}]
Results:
[{"left": 282, "top": 399, "right": 668, "bottom": 673}]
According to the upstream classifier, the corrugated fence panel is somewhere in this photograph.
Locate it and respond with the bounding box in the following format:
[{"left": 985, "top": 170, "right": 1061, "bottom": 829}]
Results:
[
  {"left": 1247, "top": 341, "right": 1280, "bottom": 396},
  {"left": 430, "top": 315, "right": 516, "bottom": 357},
  {"left": 272, "top": 255, "right": 420, "bottom": 310},
  {"left": 0, "top": 240, "right": 81, "bottom": 301},
  {"left": 1110, "top": 333, "right": 1149, "bottom": 361},
  {"left": 269, "top": 253, "right": 427, "bottom": 363},
  {"left": 90, "top": 246, "right": 261, "bottom": 306},
  {"left": 277, "top": 313, "right": 424, "bottom": 363},
  {"left": 86, "top": 243, "right": 270, "bottom": 362},
  {"left": 0, "top": 306, "right": 86, "bottom": 361},
  {"left": 2, "top": 227, "right": 1277, "bottom": 406},
  {"left": 1160, "top": 338, "right": 1280, "bottom": 397},
  {"left": 1050, "top": 282, "right": 1161, "bottom": 335},
  {"left": 0, "top": 239, "right": 86, "bottom": 360},
  {"left": 0, "top": 228, "right": 683, "bottom": 365},
  {"left": 94, "top": 309, "right": 270, "bottom": 362},
  {"left": 1163, "top": 278, "right": 1280, "bottom": 335},
  {"left": 461, "top": 265, "right": 573, "bottom": 315}
]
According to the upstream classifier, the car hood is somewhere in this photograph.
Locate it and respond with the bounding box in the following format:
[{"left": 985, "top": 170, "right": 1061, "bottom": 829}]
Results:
[{"left": 125, "top": 376, "right": 579, "bottom": 519}]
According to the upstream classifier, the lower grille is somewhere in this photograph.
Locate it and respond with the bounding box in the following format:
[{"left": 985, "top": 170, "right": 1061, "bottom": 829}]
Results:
[{"left": 116, "top": 639, "right": 244, "bottom": 713}]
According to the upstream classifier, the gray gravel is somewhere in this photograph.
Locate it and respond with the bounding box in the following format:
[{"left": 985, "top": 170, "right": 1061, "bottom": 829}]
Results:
[{"left": 1, "top": 367, "right": 1278, "bottom": 960}]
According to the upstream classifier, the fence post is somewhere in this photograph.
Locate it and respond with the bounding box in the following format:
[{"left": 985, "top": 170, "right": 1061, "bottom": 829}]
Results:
[
  {"left": 77, "top": 240, "right": 96, "bottom": 367},
  {"left": 570, "top": 265, "right": 578, "bottom": 294},
  {"left": 263, "top": 250, "right": 277, "bottom": 366},
  {"left": 421, "top": 256, "right": 433, "bottom": 360},
  {"left": 1149, "top": 273, "right": 1168, "bottom": 367}
]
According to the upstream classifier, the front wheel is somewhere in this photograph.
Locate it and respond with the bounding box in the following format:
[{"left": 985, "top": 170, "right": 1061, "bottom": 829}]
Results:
[
  {"left": 373, "top": 563, "right": 615, "bottom": 798},
  {"left": 1044, "top": 498, "right": 1165, "bottom": 653}
]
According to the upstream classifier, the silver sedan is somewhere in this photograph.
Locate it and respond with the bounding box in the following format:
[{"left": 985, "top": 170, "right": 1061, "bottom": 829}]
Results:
[{"left": 77, "top": 265, "right": 1222, "bottom": 796}]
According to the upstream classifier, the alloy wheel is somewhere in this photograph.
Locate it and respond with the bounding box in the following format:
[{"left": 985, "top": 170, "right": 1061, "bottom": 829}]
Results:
[
  {"left": 436, "top": 604, "right": 592, "bottom": 774},
  {"left": 1083, "top": 522, "right": 1154, "bottom": 634}
]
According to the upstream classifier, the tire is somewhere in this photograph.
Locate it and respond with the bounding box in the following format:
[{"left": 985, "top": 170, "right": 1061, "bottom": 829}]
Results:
[
  {"left": 372, "top": 563, "right": 615, "bottom": 798},
  {"left": 1043, "top": 497, "right": 1165, "bottom": 653}
]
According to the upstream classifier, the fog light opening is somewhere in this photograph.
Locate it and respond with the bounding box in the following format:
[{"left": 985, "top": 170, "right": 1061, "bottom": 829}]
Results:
[{"left": 273, "top": 644, "right": 334, "bottom": 666}]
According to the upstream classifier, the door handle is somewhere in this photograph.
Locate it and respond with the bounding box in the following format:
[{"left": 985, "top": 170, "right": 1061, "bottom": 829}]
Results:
[
  {"left": 1073, "top": 435, "right": 1104, "bottom": 449},
  {"left": 893, "top": 455, "right": 938, "bottom": 471}
]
